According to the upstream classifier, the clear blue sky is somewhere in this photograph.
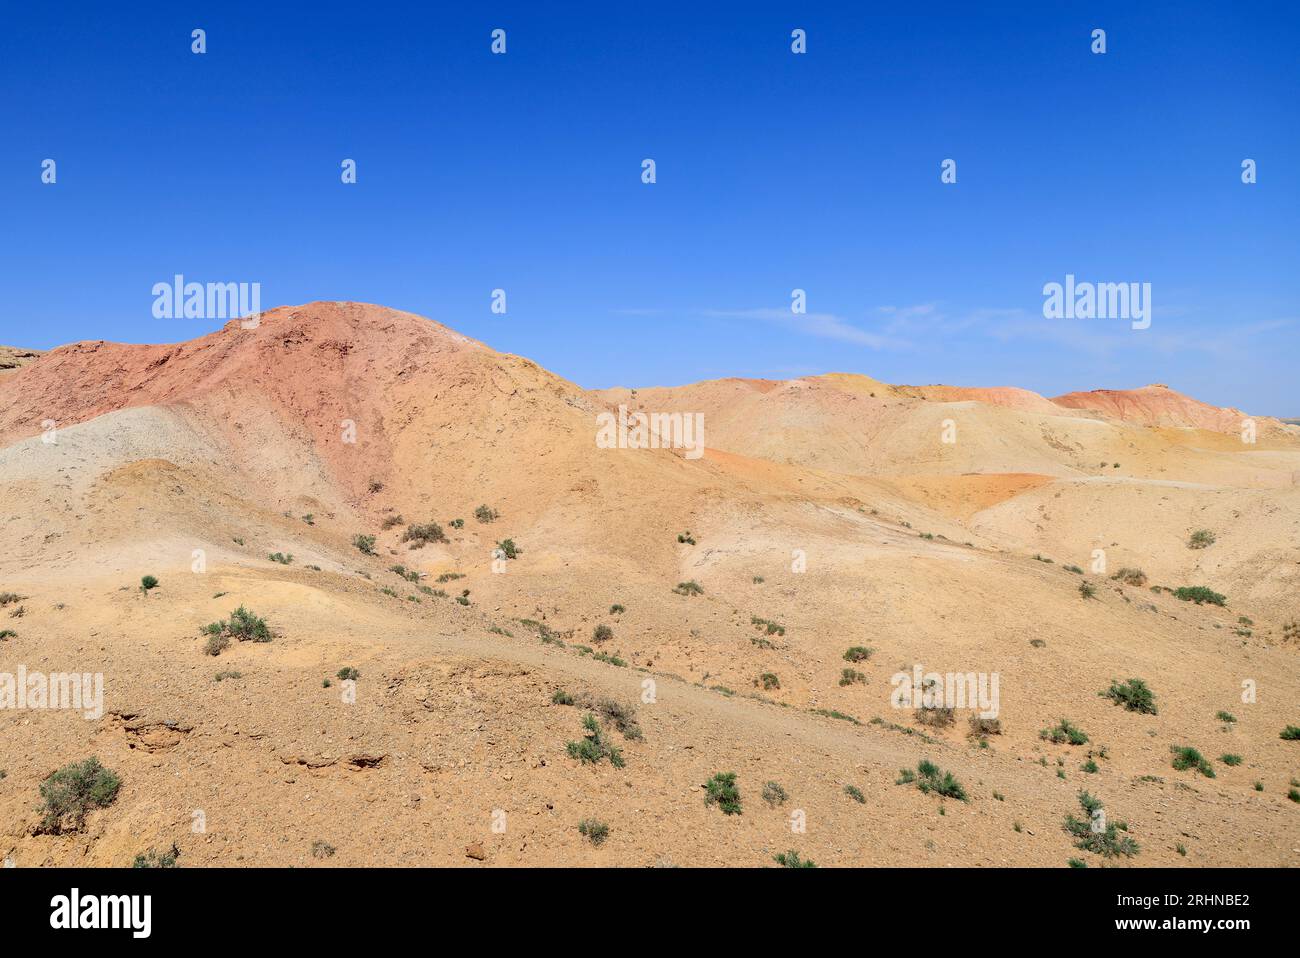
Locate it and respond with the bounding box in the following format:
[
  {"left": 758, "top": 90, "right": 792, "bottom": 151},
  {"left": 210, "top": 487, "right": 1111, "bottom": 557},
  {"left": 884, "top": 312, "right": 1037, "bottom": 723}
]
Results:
[{"left": 2, "top": 1, "right": 1296, "bottom": 413}]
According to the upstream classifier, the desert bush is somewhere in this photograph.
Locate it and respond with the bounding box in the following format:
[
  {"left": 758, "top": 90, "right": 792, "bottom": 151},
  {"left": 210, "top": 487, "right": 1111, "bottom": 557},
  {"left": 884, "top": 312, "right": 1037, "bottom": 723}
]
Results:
[
  {"left": 1113, "top": 567, "right": 1147, "bottom": 586},
  {"left": 0, "top": 592, "right": 25, "bottom": 606},
  {"left": 844, "top": 784, "right": 866, "bottom": 804},
  {"left": 704, "top": 772, "right": 742, "bottom": 814},
  {"left": 495, "top": 539, "right": 519, "bottom": 560},
  {"left": 449, "top": 518, "right": 464, "bottom": 529},
  {"left": 311, "top": 840, "right": 336, "bottom": 859},
  {"left": 1101, "top": 678, "right": 1157, "bottom": 715},
  {"left": 673, "top": 580, "right": 703, "bottom": 596},
  {"left": 842, "top": 646, "right": 873, "bottom": 663},
  {"left": 1187, "top": 528, "right": 1216, "bottom": 549},
  {"left": 592, "top": 623, "right": 614, "bottom": 643},
  {"left": 1064, "top": 791, "right": 1138, "bottom": 858},
  {"left": 1170, "top": 745, "right": 1215, "bottom": 777},
  {"left": 609, "top": 603, "right": 625, "bottom": 614},
  {"left": 1280, "top": 725, "right": 1300, "bottom": 741},
  {"left": 1041, "top": 719, "right": 1089, "bottom": 745},
  {"left": 1216, "top": 711, "right": 1237, "bottom": 723},
  {"left": 751, "top": 616, "right": 786, "bottom": 636},
  {"left": 677, "top": 531, "right": 696, "bottom": 545},
  {"left": 132, "top": 843, "right": 180, "bottom": 868},
  {"left": 39, "top": 758, "right": 122, "bottom": 833},
  {"left": 914, "top": 702, "right": 955, "bottom": 728},
  {"left": 352, "top": 533, "right": 376, "bottom": 555},
  {"left": 214, "top": 670, "right": 242, "bottom": 681},
  {"left": 762, "top": 781, "right": 788, "bottom": 807},
  {"left": 402, "top": 522, "right": 447, "bottom": 546},
  {"left": 968, "top": 715, "right": 1002, "bottom": 737},
  {"left": 566, "top": 714, "right": 625, "bottom": 768},
  {"left": 380, "top": 514, "right": 404, "bottom": 530},
  {"left": 0, "top": 629, "right": 16, "bottom": 640},
  {"left": 336, "top": 667, "right": 360, "bottom": 681},
  {"left": 227, "top": 606, "right": 270, "bottom": 642},
  {"left": 1174, "top": 586, "right": 1226, "bottom": 606},
  {"left": 897, "top": 759, "right": 968, "bottom": 801},
  {"left": 577, "top": 819, "right": 610, "bottom": 846},
  {"left": 1064, "top": 564, "right": 1084, "bottom": 574},
  {"left": 773, "top": 850, "right": 816, "bottom": 868},
  {"left": 551, "top": 689, "right": 574, "bottom": 705},
  {"left": 1078, "top": 581, "right": 1097, "bottom": 600},
  {"left": 839, "top": 668, "right": 866, "bottom": 686},
  {"left": 1219, "top": 753, "right": 1243, "bottom": 766},
  {"left": 757, "top": 672, "right": 780, "bottom": 690},
  {"left": 203, "top": 633, "right": 230, "bottom": 656},
  {"left": 140, "top": 575, "right": 159, "bottom": 592},
  {"left": 268, "top": 552, "right": 293, "bottom": 565},
  {"left": 474, "top": 504, "right": 499, "bottom": 523}
]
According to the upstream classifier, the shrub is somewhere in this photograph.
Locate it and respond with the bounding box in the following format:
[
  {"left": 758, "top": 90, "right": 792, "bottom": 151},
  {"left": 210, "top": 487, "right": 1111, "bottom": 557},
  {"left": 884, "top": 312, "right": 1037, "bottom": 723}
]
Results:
[
  {"left": 968, "top": 715, "right": 1002, "bottom": 737},
  {"left": 336, "top": 667, "right": 360, "bottom": 681},
  {"left": 1063, "top": 791, "right": 1138, "bottom": 858},
  {"left": 132, "top": 844, "right": 180, "bottom": 868},
  {"left": 1101, "top": 678, "right": 1157, "bottom": 715},
  {"left": 390, "top": 564, "right": 420, "bottom": 583},
  {"left": 203, "top": 633, "right": 230, "bottom": 656},
  {"left": 268, "top": 552, "right": 293, "bottom": 564},
  {"left": 551, "top": 689, "right": 575, "bottom": 706},
  {"left": 1173, "top": 586, "right": 1226, "bottom": 606},
  {"left": 39, "top": 758, "right": 122, "bottom": 833},
  {"left": 577, "top": 819, "right": 610, "bottom": 846},
  {"left": 1289, "top": 788, "right": 1300, "bottom": 804},
  {"left": 914, "top": 702, "right": 955, "bottom": 728},
  {"left": 1113, "top": 567, "right": 1147, "bottom": 586},
  {"left": 1280, "top": 726, "right": 1300, "bottom": 741},
  {"left": 380, "top": 514, "right": 405, "bottom": 530},
  {"left": 839, "top": 668, "right": 866, "bottom": 686},
  {"left": 843, "top": 646, "right": 873, "bottom": 663},
  {"left": 352, "top": 533, "right": 376, "bottom": 555},
  {"left": 1170, "top": 746, "right": 1215, "bottom": 777},
  {"left": 140, "top": 575, "right": 159, "bottom": 592},
  {"left": 0, "top": 630, "right": 16, "bottom": 640},
  {"left": 1064, "top": 564, "right": 1083, "bottom": 574},
  {"left": 773, "top": 850, "right": 816, "bottom": 868},
  {"left": 402, "top": 523, "right": 447, "bottom": 546},
  {"left": 898, "top": 759, "right": 968, "bottom": 801},
  {"left": 565, "top": 714, "right": 625, "bottom": 768},
  {"left": 474, "top": 504, "right": 499, "bottom": 523},
  {"left": 592, "top": 624, "right": 614, "bottom": 643},
  {"left": 1041, "top": 719, "right": 1089, "bottom": 746},
  {"left": 449, "top": 518, "right": 464, "bottom": 529},
  {"left": 311, "top": 840, "right": 336, "bottom": 859},
  {"left": 704, "top": 772, "right": 742, "bottom": 814},
  {"left": 762, "top": 781, "right": 788, "bottom": 807},
  {"left": 0, "top": 592, "right": 25, "bottom": 606},
  {"left": 677, "top": 531, "right": 696, "bottom": 545},
  {"left": 1219, "top": 753, "right": 1243, "bottom": 767},
  {"left": 610, "top": 604, "right": 625, "bottom": 614},
  {"left": 758, "top": 672, "right": 780, "bottom": 690},
  {"left": 495, "top": 539, "right": 519, "bottom": 560},
  {"left": 1188, "top": 529, "right": 1216, "bottom": 549},
  {"left": 843, "top": 784, "right": 866, "bottom": 804},
  {"left": 750, "top": 616, "right": 785, "bottom": 636},
  {"left": 227, "top": 606, "right": 270, "bottom": 642},
  {"left": 1078, "top": 581, "right": 1096, "bottom": 600},
  {"left": 673, "top": 580, "right": 703, "bottom": 596},
  {"left": 1216, "top": 711, "right": 1237, "bottom": 723},
  {"left": 214, "top": 670, "right": 242, "bottom": 681}
]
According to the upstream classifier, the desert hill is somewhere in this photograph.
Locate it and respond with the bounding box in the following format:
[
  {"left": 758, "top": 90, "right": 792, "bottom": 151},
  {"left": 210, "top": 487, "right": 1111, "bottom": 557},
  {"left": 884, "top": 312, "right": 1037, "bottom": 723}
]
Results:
[{"left": 1, "top": 303, "right": 1297, "bottom": 868}]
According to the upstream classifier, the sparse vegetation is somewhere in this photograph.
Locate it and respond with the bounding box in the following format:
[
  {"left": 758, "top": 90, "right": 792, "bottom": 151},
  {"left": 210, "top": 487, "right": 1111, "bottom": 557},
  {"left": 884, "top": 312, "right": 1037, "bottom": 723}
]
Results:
[
  {"left": 552, "top": 689, "right": 575, "bottom": 706},
  {"left": 1041, "top": 719, "right": 1089, "bottom": 746},
  {"left": 1064, "top": 564, "right": 1084, "bottom": 574},
  {"left": 1280, "top": 725, "right": 1300, "bottom": 741},
  {"left": 897, "top": 759, "right": 968, "bottom": 801},
  {"left": 750, "top": 616, "right": 786, "bottom": 636},
  {"left": 1114, "top": 567, "right": 1148, "bottom": 587},
  {"left": 1170, "top": 745, "right": 1215, "bottom": 777},
  {"left": 311, "top": 840, "right": 336, "bottom": 859},
  {"left": 140, "top": 575, "right": 159, "bottom": 592},
  {"left": 762, "top": 781, "right": 788, "bottom": 807},
  {"left": 1101, "top": 678, "right": 1157, "bottom": 715},
  {"left": 214, "top": 670, "right": 242, "bottom": 681},
  {"left": 495, "top": 538, "right": 519, "bottom": 560},
  {"left": 38, "top": 758, "right": 122, "bottom": 833},
  {"left": 1173, "top": 586, "right": 1226, "bottom": 606},
  {"left": 380, "top": 514, "right": 405, "bottom": 530},
  {"left": 1187, "top": 528, "right": 1216, "bottom": 550},
  {"left": 1219, "top": 753, "right": 1243, "bottom": 766},
  {"left": 0, "top": 630, "right": 16, "bottom": 640},
  {"left": 1216, "top": 711, "right": 1237, "bottom": 724},
  {"left": 202, "top": 605, "right": 271, "bottom": 651},
  {"left": 268, "top": 552, "right": 293, "bottom": 564},
  {"left": 578, "top": 819, "right": 610, "bottom": 846},
  {"left": 968, "top": 716, "right": 1002, "bottom": 738},
  {"left": 132, "top": 843, "right": 180, "bottom": 868},
  {"left": 566, "top": 713, "right": 626, "bottom": 768},
  {"left": 844, "top": 784, "right": 865, "bottom": 804},
  {"left": 592, "top": 623, "right": 614, "bottom": 643},
  {"left": 676, "top": 531, "right": 696, "bottom": 545},
  {"left": 842, "top": 646, "right": 873, "bottom": 663},
  {"left": 673, "top": 580, "right": 703, "bottom": 596},
  {"left": 609, "top": 604, "right": 625, "bottom": 614},
  {"left": 474, "top": 504, "right": 499, "bottom": 523},
  {"left": 352, "top": 533, "right": 377, "bottom": 555},
  {"left": 839, "top": 668, "right": 866, "bottom": 686},
  {"left": 704, "top": 772, "right": 742, "bottom": 815},
  {"left": 1078, "top": 581, "right": 1096, "bottom": 600},
  {"left": 1064, "top": 791, "right": 1138, "bottom": 858},
  {"left": 336, "top": 667, "right": 360, "bottom": 681},
  {"left": 757, "top": 672, "right": 780, "bottom": 690},
  {"left": 773, "top": 850, "right": 816, "bottom": 868},
  {"left": 390, "top": 564, "right": 420, "bottom": 583},
  {"left": 402, "top": 522, "right": 447, "bottom": 547}
]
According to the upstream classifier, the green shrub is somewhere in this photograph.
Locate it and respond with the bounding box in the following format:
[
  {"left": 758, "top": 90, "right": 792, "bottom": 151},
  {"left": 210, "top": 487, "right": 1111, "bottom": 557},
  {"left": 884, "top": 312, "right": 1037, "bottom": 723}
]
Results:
[
  {"left": 839, "top": 668, "right": 866, "bottom": 686},
  {"left": 1113, "top": 567, "right": 1147, "bottom": 586},
  {"left": 1217, "top": 711, "right": 1237, "bottom": 723},
  {"left": 402, "top": 523, "right": 447, "bottom": 546},
  {"left": 843, "top": 646, "right": 873, "bottom": 663},
  {"left": 203, "top": 632, "right": 229, "bottom": 656},
  {"left": 214, "top": 670, "right": 241, "bottom": 681},
  {"left": 1041, "top": 719, "right": 1089, "bottom": 745},
  {"left": 133, "top": 844, "right": 179, "bottom": 868},
  {"left": 352, "top": 533, "right": 376, "bottom": 555},
  {"left": 1078, "top": 581, "right": 1096, "bottom": 600},
  {"left": 750, "top": 616, "right": 785, "bottom": 636},
  {"left": 773, "top": 850, "right": 816, "bottom": 868},
  {"left": 551, "top": 689, "right": 575, "bottom": 706},
  {"left": 758, "top": 672, "right": 780, "bottom": 690},
  {"left": 762, "top": 781, "right": 788, "bottom": 807},
  {"left": 704, "top": 772, "right": 742, "bottom": 814},
  {"left": 1174, "top": 586, "right": 1226, "bottom": 606},
  {"left": 844, "top": 784, "right": 865, "bottom": 804},
  {"left": 610, "top": 604, "right": 625, "bottom": 614},
  {"left": 336, "top": 667, "right": 360, "bottom": 681},
  {"left": 902, "top": 759, "right": 968, "bottom": 801},
  {"left": 673, "top": 580, "right": 703, "bottom": 596},
  {"left": 565, "top": 713, "right": 625, "bottom": 768},
  {"left": 39, "top": 758, "right": 122, "bottom": 833},
  {"left": 677, "top": 531, "right": 696, "bottom": 545},
  {"left": 268, "top": 552, "right": 293, "bottom": 564},
  {"left": 968, "top": 715, "right": 1002, "bottom": 737},
  {"left": 1187, "top": 529, "right": 1216, "bottom": 549},
  {"left": 0, "top": 629, "right": 16, "bottom": 640},
  {"left": 1219, "top": 753, "right": 1243, "bottom": 766},
  {"left": 495, "top": 539, "right": 519, "bottom": 560},
  {"left": 1063, "top": 791, "right": 1138, "bottom": 858},
  {"left": 578, "top": 819, "right": 610, "bottom": 846},
  {"left": 140, "top": 575, "right": 159, "bottom": 592},
  {"left": 592, "top": 623, "right": 614, "bottom": 643},
  {"left": 1170, "top": 746, "right": 1215, "bottom": 777},
  {"left": 1280, "top": 726, "right": 1300, "bottom": 741},
  {"left": 1064, "top": 564, "right": 1083, "bottom": 574},
  {"left": 474, "top": 504, "right": 499, "bottom": 523},
  {"left": 227, "top": 606, "right": 270, "bottom": 642},
  {"left": 1101, "top": 678, "right": 1157, "bottom": 715}
]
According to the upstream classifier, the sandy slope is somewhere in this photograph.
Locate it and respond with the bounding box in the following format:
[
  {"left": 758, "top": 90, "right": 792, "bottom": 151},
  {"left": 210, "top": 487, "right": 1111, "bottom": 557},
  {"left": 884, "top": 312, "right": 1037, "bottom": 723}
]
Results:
[{"left": 1, "top": 303, "right": 1296, "bottom": 868}]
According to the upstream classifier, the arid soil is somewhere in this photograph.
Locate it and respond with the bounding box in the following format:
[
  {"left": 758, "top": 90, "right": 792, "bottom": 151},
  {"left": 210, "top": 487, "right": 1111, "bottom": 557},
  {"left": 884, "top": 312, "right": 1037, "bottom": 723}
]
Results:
[{"left": 1, "top": 302, "right": 1297, "bottom": 867}]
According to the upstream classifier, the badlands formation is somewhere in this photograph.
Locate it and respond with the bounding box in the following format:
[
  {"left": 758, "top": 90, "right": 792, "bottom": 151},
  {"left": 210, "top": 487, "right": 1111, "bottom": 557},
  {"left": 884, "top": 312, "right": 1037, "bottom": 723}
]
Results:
[{"left": 0, "top": 301, "right": 1297, "bottom": 867}]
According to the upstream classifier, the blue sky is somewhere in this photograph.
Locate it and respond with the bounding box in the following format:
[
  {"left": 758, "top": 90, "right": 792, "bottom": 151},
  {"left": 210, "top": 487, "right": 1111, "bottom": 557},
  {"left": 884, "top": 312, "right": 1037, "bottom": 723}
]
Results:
[{"left": 2, "top": 1, "right": 1296, "bottom": 413}]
